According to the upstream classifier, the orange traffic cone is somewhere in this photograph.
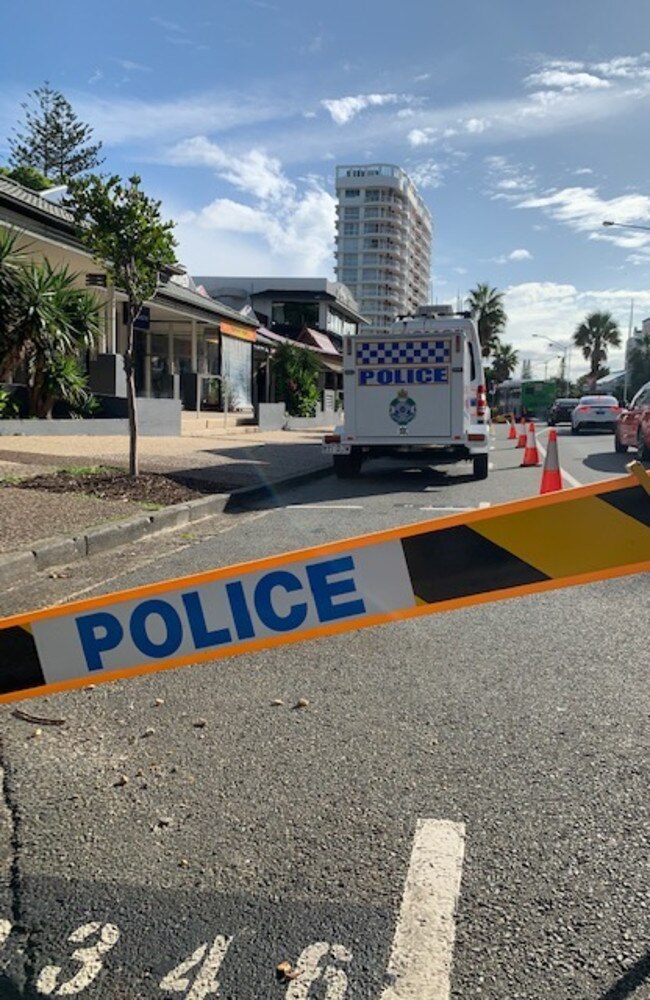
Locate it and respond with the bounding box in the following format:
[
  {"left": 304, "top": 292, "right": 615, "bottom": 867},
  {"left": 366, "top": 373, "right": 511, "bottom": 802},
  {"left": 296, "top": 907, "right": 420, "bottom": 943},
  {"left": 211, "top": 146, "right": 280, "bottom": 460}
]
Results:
[
  {"left": 516, "top": 417, "right": 527, "bottom": 448},
  {"left": 507, "top": 416, "right": 517, "bottom": 440},
  {"left": 540, "top": 428, "right": 563, "bottom": 493},
  {"left": 520, "top": 422, "right": 541, "bottom": 467}
]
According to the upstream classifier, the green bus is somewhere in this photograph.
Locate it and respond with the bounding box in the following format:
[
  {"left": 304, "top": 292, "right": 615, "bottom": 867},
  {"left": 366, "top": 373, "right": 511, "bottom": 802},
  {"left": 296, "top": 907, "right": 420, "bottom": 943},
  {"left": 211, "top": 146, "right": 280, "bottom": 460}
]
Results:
[{"left": 494, "top": 379, "right": 557, "bottom": 420}]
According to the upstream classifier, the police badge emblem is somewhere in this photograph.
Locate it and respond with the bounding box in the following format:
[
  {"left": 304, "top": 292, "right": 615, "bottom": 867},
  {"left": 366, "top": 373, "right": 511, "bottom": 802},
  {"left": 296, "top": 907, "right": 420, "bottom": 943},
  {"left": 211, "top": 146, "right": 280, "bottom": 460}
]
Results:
[{"left": 389, "top": 388, "right": 417, "bottom": 429}]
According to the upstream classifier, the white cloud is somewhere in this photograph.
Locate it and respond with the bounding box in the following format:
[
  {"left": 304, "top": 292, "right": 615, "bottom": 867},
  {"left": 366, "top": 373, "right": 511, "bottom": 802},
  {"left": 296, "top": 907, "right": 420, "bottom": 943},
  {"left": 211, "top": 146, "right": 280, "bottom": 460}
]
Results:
[
  {"left": 574, "top": 167, "right": 594, "bottom": 175},
  {"left": 88, "top": 69, "right": 103, "bottom": 85},
  {"left": 168, "top": 136, "right": 294, "bottom": 201},
  {"left": 517, "top": 186, "right": 650, "bottom": 242},
  {"left": 465, "top": 117, "right": 491, "bottom": 133},
  {"left": 114, "top": 58, "right": 151, "bottom": 73},
  {"left": 321, "top": 93, "right": 401, "bottom": 125},
  {"left": 525, "top": 69, "right": 610, "bottom": 92},
  {"left": 408, "top": 159, "right": 445, "bottom": 189},
  {"left": 414, "top": 73, "right": 431, "bottom": 82},
  {"left": 509, "top": 249, "right": 532, "bottom": 261},
  {"left": 504, "top": 281, "right": 650, "bottom": 374},
  {"left": 71, "top": 92, "right": 296, "bottom": 145},
  {"left": 408, "top": 127, "right": 436, "bottom": 147}
]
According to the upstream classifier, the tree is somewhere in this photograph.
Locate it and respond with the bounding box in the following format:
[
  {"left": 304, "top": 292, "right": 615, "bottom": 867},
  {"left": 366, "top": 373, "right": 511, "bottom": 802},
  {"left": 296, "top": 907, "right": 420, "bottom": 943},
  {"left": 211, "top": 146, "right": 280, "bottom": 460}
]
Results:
[
  {"left": 466, "top": 283, "right": 507, "bottom": 357},
  {"left": 0, "top": 164, "right": 54, "bottom": 191},
  {"left": 573, "top": 311, "right": 621, "bottom": 382},
  {"left": 627, "top": 333, "right": 650, "bottom": 397},
  {"left": 272, "top": 342, "right": 320, "bottom": 417},
  {"left": 491, "top": 341, "right": 519, "bottom": 383},
  {"left": 0, "top": 229, "right": 25, "bottom": 378},
  {"left": 521, "top": 359, "right": 532, "bottom": 380},
  {"left": 8, "top": 83, "right": 103, "bottom": 183},
  {"left": 69, "top": 174, "right": 177, "bottom": 475},
  {"left": 0, "top": 257, "right": 100, "bottom": 417}
]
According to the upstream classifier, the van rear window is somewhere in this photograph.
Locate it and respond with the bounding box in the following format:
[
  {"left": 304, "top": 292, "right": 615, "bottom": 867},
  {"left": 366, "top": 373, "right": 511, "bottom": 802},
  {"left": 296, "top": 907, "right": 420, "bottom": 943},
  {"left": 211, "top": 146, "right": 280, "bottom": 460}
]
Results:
[{"left": 467, "top": 341, "right": 476, "bottom": 381}]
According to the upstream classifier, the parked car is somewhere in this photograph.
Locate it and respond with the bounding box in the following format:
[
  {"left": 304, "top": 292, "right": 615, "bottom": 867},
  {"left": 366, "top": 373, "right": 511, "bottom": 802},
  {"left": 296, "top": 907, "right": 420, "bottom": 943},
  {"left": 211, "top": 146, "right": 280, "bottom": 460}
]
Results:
[
  {"left": 614, "top": 381, "right": 650, "bottom": 459},
  {"left": 571, "top": 395, "right": 621, "bottom": 433},
  {"left": 547, "top": 398, "right": 580, "bottom": 425}
]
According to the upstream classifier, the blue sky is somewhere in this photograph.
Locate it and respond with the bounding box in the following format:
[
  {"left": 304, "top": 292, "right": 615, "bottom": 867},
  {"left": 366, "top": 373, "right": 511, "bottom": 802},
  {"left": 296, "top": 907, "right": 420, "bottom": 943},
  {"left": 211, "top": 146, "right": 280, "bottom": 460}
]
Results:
[{"left": 3, "top": 0, "right": 650, "bottom": 377}]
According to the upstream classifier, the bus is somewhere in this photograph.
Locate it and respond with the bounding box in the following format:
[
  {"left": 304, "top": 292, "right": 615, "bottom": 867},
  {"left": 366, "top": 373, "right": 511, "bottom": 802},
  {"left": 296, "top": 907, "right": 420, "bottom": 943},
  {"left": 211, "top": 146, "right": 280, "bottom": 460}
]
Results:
[{"left": 494, "top": 379, "right": 557, "bottom": 420}]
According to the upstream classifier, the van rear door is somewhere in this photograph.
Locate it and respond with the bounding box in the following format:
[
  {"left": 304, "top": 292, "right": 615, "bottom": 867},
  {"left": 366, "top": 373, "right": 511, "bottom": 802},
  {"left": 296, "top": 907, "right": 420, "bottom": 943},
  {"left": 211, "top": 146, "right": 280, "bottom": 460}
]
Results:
[{"left": 352, "top": 335, "right": 453, "bottom": 438}]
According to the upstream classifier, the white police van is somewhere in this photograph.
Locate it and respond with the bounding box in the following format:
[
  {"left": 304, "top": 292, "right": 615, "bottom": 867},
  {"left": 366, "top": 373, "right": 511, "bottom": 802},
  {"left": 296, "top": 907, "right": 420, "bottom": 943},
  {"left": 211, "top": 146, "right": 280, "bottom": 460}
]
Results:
[{"left": 323, "top": 305, "right": 489, "bottom": 479}]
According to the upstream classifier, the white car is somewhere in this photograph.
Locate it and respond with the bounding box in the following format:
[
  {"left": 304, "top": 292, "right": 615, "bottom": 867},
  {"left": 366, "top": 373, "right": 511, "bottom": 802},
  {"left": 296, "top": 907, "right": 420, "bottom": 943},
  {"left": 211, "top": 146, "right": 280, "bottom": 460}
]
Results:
[{"left": 571, "top": 395, "right": 621, "bottom": 434}]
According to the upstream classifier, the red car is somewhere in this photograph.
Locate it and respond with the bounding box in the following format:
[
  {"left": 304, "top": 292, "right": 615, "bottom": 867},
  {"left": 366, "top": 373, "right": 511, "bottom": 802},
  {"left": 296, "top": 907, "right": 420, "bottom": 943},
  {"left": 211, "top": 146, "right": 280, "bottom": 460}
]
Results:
[{"left": 614, "top": 380, "right": 650, "bottom": 460}]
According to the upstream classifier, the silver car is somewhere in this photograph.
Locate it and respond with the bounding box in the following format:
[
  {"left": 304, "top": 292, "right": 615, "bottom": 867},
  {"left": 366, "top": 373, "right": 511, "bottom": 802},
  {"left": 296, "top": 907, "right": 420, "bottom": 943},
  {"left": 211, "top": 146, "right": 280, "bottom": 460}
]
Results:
[{"left": 571, "top": 395, "right": 621, "bottom": 433}]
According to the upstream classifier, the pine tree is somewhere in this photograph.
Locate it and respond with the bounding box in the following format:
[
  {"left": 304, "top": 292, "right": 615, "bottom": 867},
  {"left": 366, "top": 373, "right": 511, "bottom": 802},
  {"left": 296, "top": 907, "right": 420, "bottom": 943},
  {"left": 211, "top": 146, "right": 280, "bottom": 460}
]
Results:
[{"left": 8, "top": 83, "right": 103, "bottom": 183}]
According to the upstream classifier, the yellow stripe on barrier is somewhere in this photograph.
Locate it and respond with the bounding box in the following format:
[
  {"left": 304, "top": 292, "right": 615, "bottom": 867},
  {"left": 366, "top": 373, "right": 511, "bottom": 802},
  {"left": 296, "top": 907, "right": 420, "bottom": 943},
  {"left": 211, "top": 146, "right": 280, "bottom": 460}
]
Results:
[{"left": 0, "top": 466, "right": 648, "bottom": 705}]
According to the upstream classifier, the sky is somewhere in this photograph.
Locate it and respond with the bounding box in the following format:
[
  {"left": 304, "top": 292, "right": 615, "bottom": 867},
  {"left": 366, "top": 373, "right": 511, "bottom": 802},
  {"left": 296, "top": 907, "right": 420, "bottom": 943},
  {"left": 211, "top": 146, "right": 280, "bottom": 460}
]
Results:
[{"left": 2, "top": 0, "right": 650, "bottom": 378}]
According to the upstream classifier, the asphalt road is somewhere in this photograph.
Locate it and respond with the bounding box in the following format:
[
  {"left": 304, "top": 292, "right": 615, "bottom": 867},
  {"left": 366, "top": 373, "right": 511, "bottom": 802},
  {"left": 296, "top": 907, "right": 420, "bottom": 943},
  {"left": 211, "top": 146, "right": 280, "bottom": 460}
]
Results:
[{"left": 0, "top": 424, "right": 648, "bottom": 1000}]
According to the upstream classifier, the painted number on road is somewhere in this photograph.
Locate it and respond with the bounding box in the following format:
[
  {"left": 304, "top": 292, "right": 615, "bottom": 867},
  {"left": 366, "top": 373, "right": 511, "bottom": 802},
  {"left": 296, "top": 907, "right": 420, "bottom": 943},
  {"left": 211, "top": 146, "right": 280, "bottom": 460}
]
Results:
[
  {"left": 159, "top": 935, "right": 232, "bottom": 999},
  {"left": 286, "top": 942, "right": 352, "bottom": 1000},
  {"left": 36, "top": 921, "right": 120, "bottom": 996}
]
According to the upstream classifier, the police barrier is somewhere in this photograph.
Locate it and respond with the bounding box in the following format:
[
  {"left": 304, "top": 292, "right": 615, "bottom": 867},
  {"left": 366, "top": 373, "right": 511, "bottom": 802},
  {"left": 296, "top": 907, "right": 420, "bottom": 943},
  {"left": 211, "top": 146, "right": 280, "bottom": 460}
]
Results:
[{"left": 1, "top": 465, "right": 649, "bottom": 704}]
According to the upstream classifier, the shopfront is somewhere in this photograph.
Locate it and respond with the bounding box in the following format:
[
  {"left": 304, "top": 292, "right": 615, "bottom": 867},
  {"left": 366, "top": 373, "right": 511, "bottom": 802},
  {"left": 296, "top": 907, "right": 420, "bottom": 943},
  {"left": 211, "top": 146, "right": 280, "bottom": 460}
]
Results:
[{"left": 219, "top": 321, "right": 257, "bottom": 411}]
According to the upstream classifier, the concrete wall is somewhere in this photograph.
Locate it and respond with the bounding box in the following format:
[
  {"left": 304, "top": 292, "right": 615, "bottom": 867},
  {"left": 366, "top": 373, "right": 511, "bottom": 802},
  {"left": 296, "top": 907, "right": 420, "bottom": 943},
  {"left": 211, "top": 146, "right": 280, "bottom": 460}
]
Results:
[
  {"left": 258, "top": 402, "right": 286, "bottom": 431},
  {"left": 0, "top": 398, "right": 182, "bottom": 436}
]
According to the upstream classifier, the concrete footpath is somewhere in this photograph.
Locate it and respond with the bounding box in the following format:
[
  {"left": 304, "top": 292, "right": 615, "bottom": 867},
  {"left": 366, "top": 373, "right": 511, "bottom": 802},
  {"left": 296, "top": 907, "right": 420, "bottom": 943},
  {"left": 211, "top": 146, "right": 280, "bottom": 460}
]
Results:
[{"left": 0, "top": 429, "right": 332, "bottom": 586}]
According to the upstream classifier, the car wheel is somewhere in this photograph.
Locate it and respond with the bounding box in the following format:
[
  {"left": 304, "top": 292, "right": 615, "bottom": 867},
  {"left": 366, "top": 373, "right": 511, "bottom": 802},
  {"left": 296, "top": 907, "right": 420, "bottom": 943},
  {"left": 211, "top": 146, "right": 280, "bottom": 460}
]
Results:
[
  {"left": 472, "top": 454, "right": 489, "bottom": 480},
  {"left": 614, "top": 432, "right": 628, "bottom": 454},
  {"left": 571, "top": 423, "right": 580, "bottom": 435},
  {"left": 638, "top": 431, "right": 650, "bottom": 462},
  {"left": 547, "top": 419, "right": 555, "bottom": 427}
]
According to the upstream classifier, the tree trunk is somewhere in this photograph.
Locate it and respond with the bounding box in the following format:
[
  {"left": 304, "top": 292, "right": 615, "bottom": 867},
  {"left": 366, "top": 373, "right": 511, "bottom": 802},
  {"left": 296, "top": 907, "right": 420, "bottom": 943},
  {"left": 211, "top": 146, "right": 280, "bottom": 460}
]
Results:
[{"left": 124, "top": 319, "right": 139, "bottom": 477}]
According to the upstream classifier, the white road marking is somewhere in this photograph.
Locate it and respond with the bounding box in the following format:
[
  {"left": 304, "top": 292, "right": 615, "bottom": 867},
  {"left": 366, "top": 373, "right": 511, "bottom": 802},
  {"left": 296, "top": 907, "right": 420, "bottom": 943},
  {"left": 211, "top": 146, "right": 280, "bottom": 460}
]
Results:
[
  {"left": 418, "top": 506, "right": 473, "bottom": 512},
  {"left": 287, "top": 504, "right": 364, "bottom": 510},
  {"left": 478, "top": 502, "right": 491, "bottom": 509},
  {"left": 536, "top": 436, "right": 583, "bottom": 489},
  {"left": 380, "top": 819, "right": 465, "bottom": 1000},
  {"left": 160, "top": 934, "right": 232, "bottom": 1000},
  {"left": 36, "top": 922, "right": 120, "bottom": 996},
  {"left": 286, "top": 942, "right": 352, "bottom": 999}
]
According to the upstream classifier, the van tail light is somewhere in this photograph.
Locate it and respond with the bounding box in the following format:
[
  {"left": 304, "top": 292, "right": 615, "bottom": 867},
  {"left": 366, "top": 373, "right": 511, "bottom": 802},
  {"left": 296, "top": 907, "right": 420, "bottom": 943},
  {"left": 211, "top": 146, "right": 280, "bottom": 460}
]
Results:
[{"left": 476, "top": 384, "right": 487, "bottom": 417}]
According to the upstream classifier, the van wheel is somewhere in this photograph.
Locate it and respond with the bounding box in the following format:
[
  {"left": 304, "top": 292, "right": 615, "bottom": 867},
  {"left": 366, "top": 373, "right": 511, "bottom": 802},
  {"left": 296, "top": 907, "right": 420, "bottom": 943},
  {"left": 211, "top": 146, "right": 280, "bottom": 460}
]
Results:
[
  {"left": 472, "top": 454, "right": 489, "bottom": 480},
  {"left": 638, "top": 431, "right": 650, "bottom": 462},
  {"left": 614, "top": 433, "right": 628, "bottom": 453},
  {"left": 333, "top": 452, "right": 362, "bottom": 478}
]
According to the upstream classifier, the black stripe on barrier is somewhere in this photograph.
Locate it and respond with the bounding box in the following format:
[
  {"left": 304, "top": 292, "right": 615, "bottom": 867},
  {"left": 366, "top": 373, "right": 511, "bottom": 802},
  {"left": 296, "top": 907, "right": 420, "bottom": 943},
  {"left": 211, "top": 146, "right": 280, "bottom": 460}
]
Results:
[
  {"left": 599, "top": 484, "right": 650, "bottom": 528},
  {"left": 0, "top": 627, "right": 45, "bottom": 696},
  {"left": 401, "top": 526, "right": 549, "bottom": 605}
]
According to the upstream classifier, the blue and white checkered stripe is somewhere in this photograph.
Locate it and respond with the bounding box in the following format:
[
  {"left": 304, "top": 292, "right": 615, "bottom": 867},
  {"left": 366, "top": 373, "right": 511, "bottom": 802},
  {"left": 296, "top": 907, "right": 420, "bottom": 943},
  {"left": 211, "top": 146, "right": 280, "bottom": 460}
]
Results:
[{"left": 356, "top": 340, "right": 450, "bottom": 366}]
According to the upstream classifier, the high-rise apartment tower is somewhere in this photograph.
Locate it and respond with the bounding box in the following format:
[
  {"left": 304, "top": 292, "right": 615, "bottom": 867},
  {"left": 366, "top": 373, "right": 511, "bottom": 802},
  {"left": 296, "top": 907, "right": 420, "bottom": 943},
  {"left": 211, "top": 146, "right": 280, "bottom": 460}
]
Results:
[{"left": 335, "top": 164, "right": 432, "bottom": 336}]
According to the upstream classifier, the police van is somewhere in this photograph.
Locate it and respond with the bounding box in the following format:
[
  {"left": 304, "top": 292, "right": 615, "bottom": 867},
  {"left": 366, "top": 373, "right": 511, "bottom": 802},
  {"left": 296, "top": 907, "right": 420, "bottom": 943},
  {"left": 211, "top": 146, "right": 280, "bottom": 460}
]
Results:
[{"left": 323, "top": 305, "right": 489, "bottom": 479}]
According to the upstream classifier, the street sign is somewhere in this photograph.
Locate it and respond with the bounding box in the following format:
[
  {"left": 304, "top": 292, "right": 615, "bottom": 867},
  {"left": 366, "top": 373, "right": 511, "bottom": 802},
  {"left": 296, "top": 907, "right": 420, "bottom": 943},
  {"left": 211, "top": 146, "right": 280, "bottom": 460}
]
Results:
[{"left": 1, "top": 466, "right": 649, "bottom": 705}]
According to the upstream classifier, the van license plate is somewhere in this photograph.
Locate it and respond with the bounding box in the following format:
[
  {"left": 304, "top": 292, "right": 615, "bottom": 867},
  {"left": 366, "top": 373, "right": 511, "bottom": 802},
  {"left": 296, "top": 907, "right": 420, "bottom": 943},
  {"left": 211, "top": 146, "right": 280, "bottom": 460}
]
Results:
[{"left": 323, "top": 443, "right": 352, "bottom": 455}]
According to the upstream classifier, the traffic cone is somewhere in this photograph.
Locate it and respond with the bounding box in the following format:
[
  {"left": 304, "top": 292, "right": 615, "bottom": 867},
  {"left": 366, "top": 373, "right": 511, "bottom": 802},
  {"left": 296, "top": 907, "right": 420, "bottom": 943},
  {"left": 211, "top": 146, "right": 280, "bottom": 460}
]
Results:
[
  {"left": 520, "top": 422, "right": 541, "bottom": 467},
  {"left": 516, "top": 417, "right": 527, "bottom": 448},
  {"left": 507, "top": 416, "right": 517, "bottom": 440},
  {"left": 540, "top": 429, "right": 563, "bottom": 492}
]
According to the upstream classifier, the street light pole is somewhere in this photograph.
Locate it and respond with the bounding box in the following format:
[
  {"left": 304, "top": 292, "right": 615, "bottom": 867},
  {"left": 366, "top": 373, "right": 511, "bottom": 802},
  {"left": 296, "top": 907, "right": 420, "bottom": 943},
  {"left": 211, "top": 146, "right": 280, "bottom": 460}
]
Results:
[{"left": 532, "top": 334, "right": 571, "bottom": 395}]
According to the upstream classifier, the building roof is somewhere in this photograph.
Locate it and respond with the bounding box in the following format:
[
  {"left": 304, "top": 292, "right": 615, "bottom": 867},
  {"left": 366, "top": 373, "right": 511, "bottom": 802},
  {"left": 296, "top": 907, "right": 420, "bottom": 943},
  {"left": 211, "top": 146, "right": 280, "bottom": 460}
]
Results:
[
  {"left": 298, "top": 327, "right": 341, "bottom": 356},
  {"left": 0, "top": 176, "right": 256, "bottom": 329},
  {"left": 256, "top": 327, "right": 341, "bottom": 371},
  {"left": 193, "top": 275, "right": 367, "bottom": 324}
]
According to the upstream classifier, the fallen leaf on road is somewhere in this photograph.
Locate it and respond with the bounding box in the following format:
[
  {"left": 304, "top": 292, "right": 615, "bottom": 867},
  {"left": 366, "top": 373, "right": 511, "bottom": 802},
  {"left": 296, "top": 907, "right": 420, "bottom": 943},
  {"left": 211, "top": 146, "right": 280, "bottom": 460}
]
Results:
[
  {"left": 154, "top": 698, "right": 165, "bottom": 706},
  {"left": 293, "top": 698, "right": 310, "bottom": 709},
  {"left": 270, "top": 698, "right": 284, "bottom": 706},
  {"left": 114, "top": 774, "right": 129, "bottom": 787},
  {"left": 141, "top": 727, "right": 155, "bottom": 738},
  {"left": 276, "top": 961, "right": 301, "bottom": 982},
  {"left": 193, "top": 718, "right": 207, "bottom": 728}
]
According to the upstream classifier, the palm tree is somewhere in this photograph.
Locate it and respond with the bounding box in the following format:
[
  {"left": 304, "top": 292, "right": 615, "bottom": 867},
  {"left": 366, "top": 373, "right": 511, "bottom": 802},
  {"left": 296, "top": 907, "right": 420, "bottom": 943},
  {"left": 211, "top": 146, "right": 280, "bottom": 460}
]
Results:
[
  {"left": 0, "top": 229, "right": 26, "bottom": 380},
  {"left": 491, "top": 341, "right": 519, "bottom": 383},
  {"left": 1, "top": 257, "right": 100, "bottom": 416},
  {"left": 573, "top": 311, "right": 621, "bottom": 382},
  {"left": 466, "top": 283, "right": 507, "bottom": 357}
]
